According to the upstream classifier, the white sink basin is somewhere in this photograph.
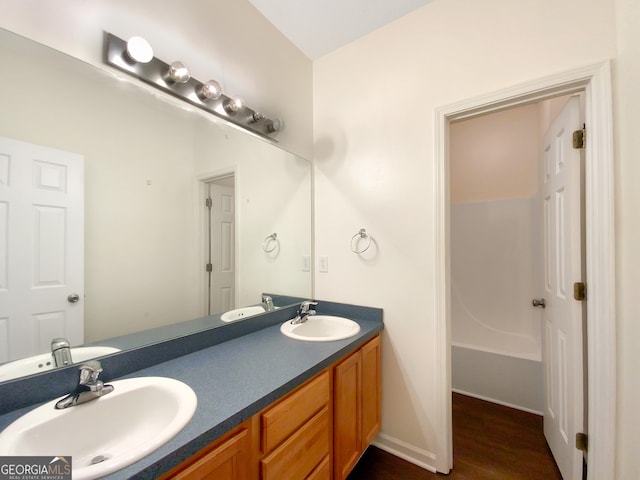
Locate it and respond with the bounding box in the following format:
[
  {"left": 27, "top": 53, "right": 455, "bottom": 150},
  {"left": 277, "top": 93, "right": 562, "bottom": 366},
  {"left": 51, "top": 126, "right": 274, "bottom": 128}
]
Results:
[
  {"left": 280, "top": 315, "right": 361, "bottom": 342},
  {"left": 0, "top": 346, "right": 121, "bottom": 382},
  {"left": 221, "top": 305, "right": 266, "bottom": 322},
  {"left": 0, "top": 376, "right": 197, "bottom": 480}
]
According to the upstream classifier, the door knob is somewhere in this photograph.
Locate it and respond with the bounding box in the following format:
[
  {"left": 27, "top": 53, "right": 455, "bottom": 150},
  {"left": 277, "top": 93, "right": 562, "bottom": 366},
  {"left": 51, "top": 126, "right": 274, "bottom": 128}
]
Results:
[
  {"left": 532, "top": 298, "right": 546, "bottom": 308},
  {"left": 67, "top": 293, "right": 80, "bottom": 304}
]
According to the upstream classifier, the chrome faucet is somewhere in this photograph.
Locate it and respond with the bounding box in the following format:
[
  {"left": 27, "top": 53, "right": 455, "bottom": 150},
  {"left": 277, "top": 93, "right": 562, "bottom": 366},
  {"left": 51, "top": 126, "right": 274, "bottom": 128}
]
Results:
[
  {"left": 55, "top": 360, "right": 114, "bottom": 409},
  {"left": 51, "top": 338, "right": 73, "bottom": 367},
  {"left": 262, "top": 295, "right": 275, "bottom": 312},
  {"left": 290, "top": 301, "right": 318, "bottom": 325}
]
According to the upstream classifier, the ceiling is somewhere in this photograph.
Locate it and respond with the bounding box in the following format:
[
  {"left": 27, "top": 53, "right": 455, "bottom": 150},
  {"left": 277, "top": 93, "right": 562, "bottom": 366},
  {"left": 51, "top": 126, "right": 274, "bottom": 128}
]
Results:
[{"left": 248, "top": 0, "right": 435, "bottom": 60}]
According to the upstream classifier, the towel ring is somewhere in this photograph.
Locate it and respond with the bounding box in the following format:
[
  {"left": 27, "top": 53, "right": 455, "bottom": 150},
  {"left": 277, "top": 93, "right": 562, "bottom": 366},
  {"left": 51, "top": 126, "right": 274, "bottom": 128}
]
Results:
[
  {"left": 262, "top": 233, "right": 279, "bottom": 253},
  {"left": 351, "top": 228, "right": 372, "bottom": 254}
]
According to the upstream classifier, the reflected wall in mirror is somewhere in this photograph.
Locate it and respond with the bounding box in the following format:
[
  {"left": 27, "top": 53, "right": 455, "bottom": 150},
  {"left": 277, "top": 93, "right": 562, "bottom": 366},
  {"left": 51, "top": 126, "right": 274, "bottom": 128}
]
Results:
[{"left": 0, "top": 28, "right": 312, "bottom": 379}]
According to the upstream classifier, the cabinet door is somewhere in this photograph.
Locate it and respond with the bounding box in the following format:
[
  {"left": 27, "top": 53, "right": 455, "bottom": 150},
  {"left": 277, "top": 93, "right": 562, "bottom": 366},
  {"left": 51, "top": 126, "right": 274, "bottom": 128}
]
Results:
[
  {"left": 168, "top": 427, "right": 250, "bottom": 480},
  {"left": 361, "top": 335, "right": 381, "bottom": 445},
  {"left": 334, "top": 349, "right": 361, "bottom": 480}
]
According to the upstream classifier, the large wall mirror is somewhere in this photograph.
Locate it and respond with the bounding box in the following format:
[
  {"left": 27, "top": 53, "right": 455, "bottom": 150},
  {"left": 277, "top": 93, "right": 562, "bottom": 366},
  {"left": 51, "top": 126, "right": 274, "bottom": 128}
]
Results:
[{"left": 0, "top": 28, "right": 312, "bottom": 382}]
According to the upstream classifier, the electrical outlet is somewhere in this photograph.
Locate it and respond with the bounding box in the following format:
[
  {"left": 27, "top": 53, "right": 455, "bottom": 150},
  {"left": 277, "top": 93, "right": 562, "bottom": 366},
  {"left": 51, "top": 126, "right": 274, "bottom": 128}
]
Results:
[
  {"left": 319, "top": 256, "right": 329, "bottom": 273},
  {"left": 302, "top": 255, "right": 311, "bottom": 272}
]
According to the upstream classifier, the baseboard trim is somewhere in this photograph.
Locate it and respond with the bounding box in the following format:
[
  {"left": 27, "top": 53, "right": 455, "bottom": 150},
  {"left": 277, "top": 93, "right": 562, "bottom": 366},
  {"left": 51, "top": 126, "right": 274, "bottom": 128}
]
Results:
[
  {"left": 452, "top": 388, "right": 544, "bottom": 416},
  {"left": 371, "top": 432, "right": 437, "bottom": 473}
]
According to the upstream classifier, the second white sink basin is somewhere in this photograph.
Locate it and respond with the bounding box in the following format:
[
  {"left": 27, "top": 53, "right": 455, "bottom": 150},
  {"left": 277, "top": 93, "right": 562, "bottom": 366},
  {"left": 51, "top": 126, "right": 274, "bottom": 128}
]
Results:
[
  {"left": 0, "top": 346, "right": 121, "bottom": 382},
  {"left": 0, "top": 376, "right": 197, "bottom": 480},
  {"left": 220, "top": 305, "right": 266, "bottom": 322},
  {"left": 280, "top": 315, "right": 361, "bottom": 342}
]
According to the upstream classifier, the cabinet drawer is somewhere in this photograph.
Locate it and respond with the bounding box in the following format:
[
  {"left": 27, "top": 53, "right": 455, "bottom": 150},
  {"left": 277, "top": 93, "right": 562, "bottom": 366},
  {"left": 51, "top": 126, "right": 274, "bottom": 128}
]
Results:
[
  {"left": 261, "top": 371, "right": 329, "bottom": 453},
  {"left": 306, "top": 455, "right": 330, "bottom": 480},
  {"left": 261, "top": 406, "right": 330, "bottom": 480}
]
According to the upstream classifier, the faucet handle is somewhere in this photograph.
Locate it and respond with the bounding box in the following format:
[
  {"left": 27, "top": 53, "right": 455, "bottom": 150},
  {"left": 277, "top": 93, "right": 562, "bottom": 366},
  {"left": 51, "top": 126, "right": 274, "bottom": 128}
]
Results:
[
  {"left": 299, "top": 300, "right": 318, "bottom": 314},
  {"left": 262, "top": 295, "right": 274, "bottom": 311},
  {"left": 79, "top": 360, "right": 103, "bottom": 386}
]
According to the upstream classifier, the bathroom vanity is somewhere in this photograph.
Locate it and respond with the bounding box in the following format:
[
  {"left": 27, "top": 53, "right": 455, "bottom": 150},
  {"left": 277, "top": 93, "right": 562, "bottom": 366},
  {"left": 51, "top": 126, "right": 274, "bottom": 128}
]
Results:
[
  {"left": 160, "top": 335, "right": 381, "bottom": 480},
  {"left": 0, "top": 301, "right": 383, "bottom": 480}
]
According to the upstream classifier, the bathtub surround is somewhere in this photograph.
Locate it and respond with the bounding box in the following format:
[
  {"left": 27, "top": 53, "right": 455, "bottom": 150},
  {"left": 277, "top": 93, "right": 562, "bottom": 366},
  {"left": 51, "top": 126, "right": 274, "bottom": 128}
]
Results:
[{"left": 451, "top": 198, "right": 542, "bottom": 361}]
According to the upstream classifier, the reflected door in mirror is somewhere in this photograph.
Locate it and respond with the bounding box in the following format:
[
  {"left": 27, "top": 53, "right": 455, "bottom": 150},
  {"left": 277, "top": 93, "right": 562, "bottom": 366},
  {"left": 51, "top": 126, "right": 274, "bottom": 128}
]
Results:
[
  {"left": 205, "top": 177, "right": 235, "bottom": 314},
  {"left": 0, "top": 136, "right": 84, "bottom": 362}
]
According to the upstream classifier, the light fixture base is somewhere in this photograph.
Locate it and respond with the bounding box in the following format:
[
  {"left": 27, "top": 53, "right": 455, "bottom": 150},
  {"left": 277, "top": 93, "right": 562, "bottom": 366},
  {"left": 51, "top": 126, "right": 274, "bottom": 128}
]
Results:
[{"left": 103, "top": 32, "right": 280, "bottom": 139}]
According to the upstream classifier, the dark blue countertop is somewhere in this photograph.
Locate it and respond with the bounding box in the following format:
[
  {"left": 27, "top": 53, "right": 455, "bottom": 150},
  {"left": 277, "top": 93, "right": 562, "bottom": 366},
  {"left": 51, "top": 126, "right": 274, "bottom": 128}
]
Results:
[{"left": 0, "top": 306, "right": 383, "bottom": 479}]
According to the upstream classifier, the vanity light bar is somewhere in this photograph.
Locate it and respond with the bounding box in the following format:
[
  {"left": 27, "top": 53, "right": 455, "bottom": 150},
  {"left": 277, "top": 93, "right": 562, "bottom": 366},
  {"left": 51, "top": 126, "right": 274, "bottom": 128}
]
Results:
[{"left": 103, "top": 33, "right": 281, "bottom": 139}]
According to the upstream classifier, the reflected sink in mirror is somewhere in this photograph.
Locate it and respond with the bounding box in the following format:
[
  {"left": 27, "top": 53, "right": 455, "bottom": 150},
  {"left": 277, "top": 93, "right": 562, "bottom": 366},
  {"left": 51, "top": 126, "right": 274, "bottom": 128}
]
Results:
[
  {"left": 0, "top": 376, "right": 197, "bottom": 480},
  {"left": 0, "top": 347, "right": 121, "bottom": 382},
  {"left": 220, "top": 305, "right": 267, "bottom": 322},
  {"left": 280, "top": 315, "right": 361, "bottom": 342}
]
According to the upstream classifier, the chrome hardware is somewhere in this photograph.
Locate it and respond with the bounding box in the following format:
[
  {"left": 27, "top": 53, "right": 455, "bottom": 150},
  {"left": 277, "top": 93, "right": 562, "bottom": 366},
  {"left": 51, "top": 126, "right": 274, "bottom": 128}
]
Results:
[
  {"left": 290, "top": 301, "right": 318, "bottom": 325},
  {"left": 532, "top": 298, "right": 546, "bottom": 308},
  {"left": 55, "top": 360, "right": 114, "bottom": 409},
  {"left": 351, "top": 228, "right": 373, "bottom": 254},
  {"left": 262, "top": 233, "right": 279, "bottom": 253},
  {"left": 67, "top": 293, "right": 80, "bottom": 303},
  {"left": 51, "top": 338, "right": 73, "bottom": 367},
  {"left": 262, "top": 295, "right": 275, "bottom": 312}
]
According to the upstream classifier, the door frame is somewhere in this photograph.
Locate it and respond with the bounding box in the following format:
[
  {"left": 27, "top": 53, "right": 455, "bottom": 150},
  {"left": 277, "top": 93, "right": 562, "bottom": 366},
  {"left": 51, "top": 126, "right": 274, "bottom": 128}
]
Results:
[{"left": 434, "top": 61, "right": 615, "bottom": 478}]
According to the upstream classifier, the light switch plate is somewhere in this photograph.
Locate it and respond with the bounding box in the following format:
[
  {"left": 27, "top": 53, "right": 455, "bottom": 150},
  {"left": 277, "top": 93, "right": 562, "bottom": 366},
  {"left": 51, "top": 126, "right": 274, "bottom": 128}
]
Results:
[{"left": 319, "top": 256, "right": 329, "bottom": 273}]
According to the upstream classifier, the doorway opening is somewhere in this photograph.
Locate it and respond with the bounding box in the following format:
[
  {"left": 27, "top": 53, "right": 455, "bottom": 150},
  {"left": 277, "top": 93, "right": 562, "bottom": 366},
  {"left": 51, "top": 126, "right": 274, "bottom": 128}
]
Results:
[
  {"left": 201, "top": 174, "right": 235, "bottom": 316},
  {"left": 449, "top": 95, "right": 582, "bottom": 479},
  {"left": 434, "top": 62, "right": 616, "bottom": 480}
]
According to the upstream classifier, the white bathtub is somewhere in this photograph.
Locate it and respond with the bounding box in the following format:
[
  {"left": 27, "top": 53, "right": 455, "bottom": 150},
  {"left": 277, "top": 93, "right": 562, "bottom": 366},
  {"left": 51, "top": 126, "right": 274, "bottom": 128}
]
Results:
[
  {"left": 451, "top": 197, "right": 544, "bottom": 413},
  {"left": 452, "top": 344, "right": 544, "bottom": 414}
]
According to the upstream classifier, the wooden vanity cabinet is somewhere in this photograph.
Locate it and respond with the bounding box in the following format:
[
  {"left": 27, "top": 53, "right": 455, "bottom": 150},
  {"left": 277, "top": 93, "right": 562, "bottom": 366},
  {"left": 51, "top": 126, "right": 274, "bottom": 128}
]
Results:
[
  {"left": 162, "top": 334, "right": 380, "bottom": 480},
  {"left": 334, "top": 335, "right": 381, "bottom": 480},
  {"left": 161, "top": 419, "right": 256, "bottom": 480}
]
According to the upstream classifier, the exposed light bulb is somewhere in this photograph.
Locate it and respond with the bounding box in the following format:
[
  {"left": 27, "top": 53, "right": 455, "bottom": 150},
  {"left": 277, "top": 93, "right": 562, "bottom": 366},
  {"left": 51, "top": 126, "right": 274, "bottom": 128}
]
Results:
[
  {"left": 197, "top": 80, "right": 222, "bottom": 101},
  {"left": 224, "top": 97, "right": 244, "bottom": 113},
  {"left": 125, "top": 36, "right": 153, "bottom": 64},
  {"left": 166, "top": 61, "right": 190, "bottom": 84}
]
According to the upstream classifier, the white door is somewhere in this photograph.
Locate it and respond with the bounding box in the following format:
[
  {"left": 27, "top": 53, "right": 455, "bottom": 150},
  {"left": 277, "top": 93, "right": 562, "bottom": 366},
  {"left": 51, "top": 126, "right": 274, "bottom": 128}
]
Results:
[
  {"left": 206, "top": 180, "right": 235, "bottom": 314},
  {"left": 541, "top": 96, "right": 584, "bottom": 480},
  {"left": 0, "top": 136, "right": 84, "bottom": 363}
]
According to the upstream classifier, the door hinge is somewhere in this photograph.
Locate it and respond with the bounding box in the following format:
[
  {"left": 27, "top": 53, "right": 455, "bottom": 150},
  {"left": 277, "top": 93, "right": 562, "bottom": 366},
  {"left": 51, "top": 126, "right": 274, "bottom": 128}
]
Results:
[
  {"left": 205, "top": 197, "right": 213, "bottom": 208},
  {"left": 576, "top": 432, "right": 588, "bottom": 452},
  {"left": 205, "top": 263, "right": 213, "bottom": 272},
  {"left": 573, "top": 127, "right": 585, "bottom": 149},
  {"left": 574, "top": 282, "right": 586, "bottom": 301}
]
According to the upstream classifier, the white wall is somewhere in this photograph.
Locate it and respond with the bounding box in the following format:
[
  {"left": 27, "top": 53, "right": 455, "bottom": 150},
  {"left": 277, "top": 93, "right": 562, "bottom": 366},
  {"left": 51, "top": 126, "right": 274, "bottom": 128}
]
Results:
[
  {"left": 0, "top": 0, "right": 313, "bottom": 159},
  {"left": 313, "top": 0, "right": 618, "bottom": 471},
  {"left": 450, "top": 104, "right": 540, "bottom": 203}
]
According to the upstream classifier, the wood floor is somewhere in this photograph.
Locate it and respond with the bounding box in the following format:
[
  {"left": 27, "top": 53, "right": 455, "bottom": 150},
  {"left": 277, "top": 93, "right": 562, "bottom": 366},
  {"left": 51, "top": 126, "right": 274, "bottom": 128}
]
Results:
[{"left": 347, "top": 392, "right": 563, "bottom": 480}]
